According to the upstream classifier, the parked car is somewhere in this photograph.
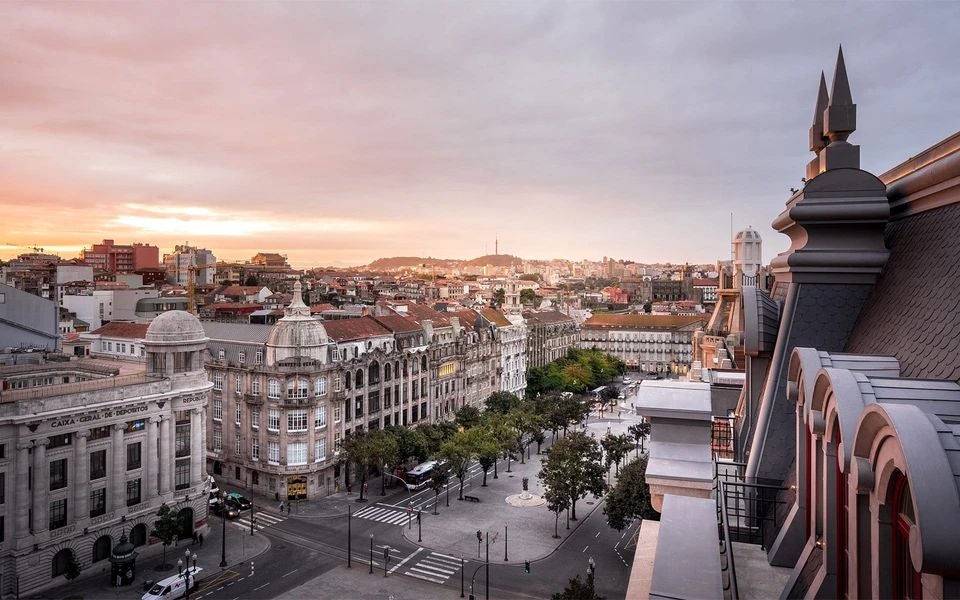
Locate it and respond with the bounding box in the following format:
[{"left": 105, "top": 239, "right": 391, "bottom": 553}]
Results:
[
  {"left": 210, "top": 501, "right": 240, "bottom": 519},
  {"left": 142, "top": 567, "right": 203, "bottom": 600},
  {"left": 226, "top": 492, "right": 252, "bottom": 511}
]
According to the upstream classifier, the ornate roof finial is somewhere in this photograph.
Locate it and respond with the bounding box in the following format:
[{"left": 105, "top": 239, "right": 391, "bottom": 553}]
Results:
[
  {"left": 806, "top": 71, "right": 831, "bottom": 180},
  {"left": 820, "top": 45, "right": 859, "bottom": 171},
  {"left": 284, "top": 279, "right": 310, "bottom": 317}
]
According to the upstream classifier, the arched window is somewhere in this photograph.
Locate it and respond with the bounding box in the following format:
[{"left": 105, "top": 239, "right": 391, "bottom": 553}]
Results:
[
  {"left": 403, "top": 359, "right": 408, "bottom": 377},
  {"left": 92, "top": 535, "right": 112, "bottom": 563},
  {"left": 384, "top": 363, "right": 392, "bottom": 381},
  {"left": 267, "top": 379, "right": 280, "bottom": 399},
  {"left": 288, "top": 378, "right": 308, "bottom": 399},
  {"left": 832, "top": 421, "right": 848, "bottom": 598},
  {"left": 130, "top": 523, "right": 147, "bottom": 547},
  {"left": 52, "top": 548, "right": 74, "bottom": 578},
  {"left": 890, "top": 471, "right": 921, "bottom": 600},
  {"left": 355, "top": 369, "right": 364, "bottom": 388},
  {"left": 421, "top": 356, "right": 427, "bottom": 371},
  {"left": 369, "top": 361, "right": 380, "bottom": 385}
]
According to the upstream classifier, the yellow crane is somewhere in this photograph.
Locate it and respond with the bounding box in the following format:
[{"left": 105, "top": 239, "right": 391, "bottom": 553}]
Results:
[{"left": 186, "top": 264, "right": 205, "bottom": 315}]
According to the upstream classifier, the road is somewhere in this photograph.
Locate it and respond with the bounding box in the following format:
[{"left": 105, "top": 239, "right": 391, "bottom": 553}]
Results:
[{"left": 196, "top": 404, "right": 641, "bottom": 599}]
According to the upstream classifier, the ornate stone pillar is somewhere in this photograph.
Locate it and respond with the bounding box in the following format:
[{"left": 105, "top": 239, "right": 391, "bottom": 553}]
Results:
[
  {"left": 190, "top": 408, "right": 203, "bottom": 485},
  {"left": 31, "top": 437, "right": 50, "bottom": 533},
  {"left": 146, "top": 417, "right": 160, "bottom": 497},
  {"left": 15, "top": 441, "right": 32, "bottom": 538},
  {"left": 159, "top": 415, "right": 171, "bottom": 495},
  {"left": 112, "top": 424, "right": 126, "bottom": 511},
  {"left": 74, "top": 430, "right": 90, "bottom": 521}
]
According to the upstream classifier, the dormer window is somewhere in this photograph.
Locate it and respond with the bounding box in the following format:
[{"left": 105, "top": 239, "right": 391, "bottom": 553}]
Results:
[{"left": 218, "top": 348, "right": 225, "bottom": 360}]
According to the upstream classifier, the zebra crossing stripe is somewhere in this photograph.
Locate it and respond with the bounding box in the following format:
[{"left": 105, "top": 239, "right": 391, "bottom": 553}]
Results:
[
  {"left": 415, "top": 562, "right": 456, "bottom": 575},
  {"left": 429, "top": 552, "right": 460, "bottom": 562},
  {"left": 422, "top": 556, "right": 460, "bottom": 569},
  {"left": 406, "top": 571, "right": 446, "bottom": 584}
]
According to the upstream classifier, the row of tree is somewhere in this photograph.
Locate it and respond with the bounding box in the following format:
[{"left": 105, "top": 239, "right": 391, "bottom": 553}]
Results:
[{"left": 526, "top": 348, "right": 626, "bottom": 397}]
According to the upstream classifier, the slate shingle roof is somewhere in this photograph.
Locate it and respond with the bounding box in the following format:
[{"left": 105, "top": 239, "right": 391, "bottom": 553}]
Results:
[{"left": 846, "top": 201, "right": 960, "bottom": 383}]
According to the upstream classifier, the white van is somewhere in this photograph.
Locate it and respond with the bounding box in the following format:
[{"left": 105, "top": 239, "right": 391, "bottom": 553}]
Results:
[{"left": 142, "top": 567, "right": 202, "bottom": 600}]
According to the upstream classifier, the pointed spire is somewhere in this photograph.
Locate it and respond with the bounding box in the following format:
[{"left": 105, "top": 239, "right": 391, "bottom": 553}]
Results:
[
  {"left": 813, "top": 71, "right": 829, "bottom": 124},
  {"left": 828, "top": 45, "right": 853, "bottom": 107}
]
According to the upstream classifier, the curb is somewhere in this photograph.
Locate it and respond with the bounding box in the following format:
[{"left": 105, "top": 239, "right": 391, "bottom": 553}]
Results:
[{"left": 398, "top": 493, "right": 607, "bottom": 566}]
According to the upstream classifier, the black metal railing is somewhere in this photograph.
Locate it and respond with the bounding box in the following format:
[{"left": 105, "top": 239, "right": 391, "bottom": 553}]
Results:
[
  {"left": 718, "top": 480, "right": 740, "bottom": 600},
  {"left": 712, "top": 416, "right": 737, "bottom": 461},
  {"left": 717, "top": 477, "right": 788, "bottom": 549}
]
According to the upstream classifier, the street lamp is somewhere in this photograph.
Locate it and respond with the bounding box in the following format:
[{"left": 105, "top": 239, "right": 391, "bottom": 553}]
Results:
[
  {"left": 369, "top": 534, "right": 374, "bottom": 574},
  {"left": 587, "top": 556, "right": 596, "bottom": 590},
  {"left": 219, "top": 508, "right": 227, "bottom": 568}
]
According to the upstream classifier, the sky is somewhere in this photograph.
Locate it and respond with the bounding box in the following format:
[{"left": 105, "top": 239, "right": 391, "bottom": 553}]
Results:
[{"left": 1, "top": 2, "right": 958, "bottom": 269}]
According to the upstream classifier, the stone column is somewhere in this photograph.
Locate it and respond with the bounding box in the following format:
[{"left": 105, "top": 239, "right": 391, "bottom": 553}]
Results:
[
  {"left": 159, "top": 415, "right": 171, "bottom": 495},
  {"left": 112, "top": 424, "right": 126, "bottom": 511},
  {"left": 31, "top": 437, "right": 50, "bottom": 534},
  {"left": 15, "top": 441, "right": 32, "bottom": 538},
  {"left": 74, "top": 430, "right": 90, "bottom": 521},
  {"left": 146, "top": 417, "right": 160, "bottom": 497},
  {"left": 190, "top": 408, "right": 203, "bottom": 485}
]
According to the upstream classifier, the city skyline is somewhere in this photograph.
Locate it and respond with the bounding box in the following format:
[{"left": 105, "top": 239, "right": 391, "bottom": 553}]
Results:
[{"left": 2, "top": 3, "right": 958, "bottom": 267}]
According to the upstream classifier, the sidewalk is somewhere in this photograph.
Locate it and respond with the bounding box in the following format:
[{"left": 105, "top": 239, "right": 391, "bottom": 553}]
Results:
[{"left": 28, "top": 514, "right": 271, "bottom": 600}]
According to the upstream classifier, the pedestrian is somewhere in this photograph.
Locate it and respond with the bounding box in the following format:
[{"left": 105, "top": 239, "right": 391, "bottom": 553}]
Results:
[
  {"left": 199, "top": 533, "right": 204, "bottom": 547},
  {"left": 192, "top": 532, "right": 198, "bottom": 545},
  {"left": 279, "top": 501, "right": 284, "bottom": 513}
]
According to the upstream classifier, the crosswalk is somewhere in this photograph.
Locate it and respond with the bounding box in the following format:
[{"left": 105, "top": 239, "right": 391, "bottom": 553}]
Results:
[
  {"left": 403, "top": 551, "right": 463, "bottom": 584},
  {"left": 353, "top": 504, "right": 414, "bottom": 525},
  {"left": 234, "top": 510, "right": 285, "bottom": 532}
]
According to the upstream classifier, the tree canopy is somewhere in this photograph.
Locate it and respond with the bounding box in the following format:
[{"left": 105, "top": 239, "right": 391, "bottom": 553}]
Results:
[{"left": 603, "top": 454, "right": 659, "bottom": 531}]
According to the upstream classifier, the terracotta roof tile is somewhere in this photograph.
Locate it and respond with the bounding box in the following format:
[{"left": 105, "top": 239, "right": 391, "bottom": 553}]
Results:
[
  {"left": 582, "top": 313, "right": 707, "bottom": 329},
  {"left": 323, "top": 316, "right": 393, "bottom": 342},
  {"left": 89, "top": 322, "right": 150, "bottom": 339}
]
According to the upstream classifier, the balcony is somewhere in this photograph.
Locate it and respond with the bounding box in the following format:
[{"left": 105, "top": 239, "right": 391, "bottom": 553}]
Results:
[{"left": 244, "top": 392, "right": 264, "bottom": 405}]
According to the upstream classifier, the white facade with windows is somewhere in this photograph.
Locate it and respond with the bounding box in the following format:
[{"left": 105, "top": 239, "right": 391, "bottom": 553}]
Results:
[{"left": 0, "top": 310, "right": 211, "bottom": 598}]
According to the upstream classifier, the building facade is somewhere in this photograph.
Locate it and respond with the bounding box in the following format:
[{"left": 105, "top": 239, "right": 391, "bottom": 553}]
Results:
[
  {"left": 0, "top": 283, "right": 59, "bottom": 351},
  {"left": 524, "top": 310, "right": 579, "bottom": 369},
  {"left": 164, "top": 245, "right": 216, "bottom": 286},
  {"left": 482, "top": 308, "right": 527, "bottom": 398},
  {"left": 0, "top": 310, "right": 211, "bottom": 597},
  {"left": 579, "top": 313, "right": 706, "bottom": 375}
]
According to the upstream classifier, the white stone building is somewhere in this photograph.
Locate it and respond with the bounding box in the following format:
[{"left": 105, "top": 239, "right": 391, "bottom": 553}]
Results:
[{"left": 0, "top": 311, "right": 212, "bottom": 597}]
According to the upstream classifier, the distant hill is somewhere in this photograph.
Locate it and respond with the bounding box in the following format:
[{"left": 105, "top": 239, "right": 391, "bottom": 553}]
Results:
[
  {"left": 462, "top": 254, "right": 523, "bottom": 267},
  {"left": 364, "top": 254, "right": 524, "bottom": 271},
  {"left": 366, "top": 256, "right": 453, "bottom": 270}
]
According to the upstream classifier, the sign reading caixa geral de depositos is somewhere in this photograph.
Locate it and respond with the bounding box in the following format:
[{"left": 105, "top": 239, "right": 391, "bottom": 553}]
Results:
[{"left": 45, "top": 404, "right": 150, "bottom": 431}]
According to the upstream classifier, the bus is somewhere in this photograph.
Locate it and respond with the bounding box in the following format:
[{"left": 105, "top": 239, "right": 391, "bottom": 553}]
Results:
[{"left": 404, "top": 460, "right": 440, "bottom": 491}]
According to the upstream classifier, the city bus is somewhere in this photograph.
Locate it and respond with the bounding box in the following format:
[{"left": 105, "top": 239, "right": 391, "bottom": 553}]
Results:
[{"left": 404, "top": 460, "right": 440, "bottom": 491}]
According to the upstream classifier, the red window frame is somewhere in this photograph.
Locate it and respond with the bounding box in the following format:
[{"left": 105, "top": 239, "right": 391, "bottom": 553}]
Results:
[{"left": 891, "top": 471, "right": 922, "bottom": 600}]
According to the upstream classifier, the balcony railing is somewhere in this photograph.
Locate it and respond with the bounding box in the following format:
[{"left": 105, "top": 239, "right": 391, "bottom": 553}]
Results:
[
  {"left": 715, "top": 462, "right": 788, "bottom": 548},
  {"left": 712, "top": 415, "right": 736, "bottom": 461},
  {"left": 718, "top": 480, "right": 740, "bottom": 600}
]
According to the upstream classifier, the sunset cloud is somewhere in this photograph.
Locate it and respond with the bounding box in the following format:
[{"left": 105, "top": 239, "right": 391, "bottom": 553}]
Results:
[{"left": 1, "top": 2, "right": 958, "bottom": 267}]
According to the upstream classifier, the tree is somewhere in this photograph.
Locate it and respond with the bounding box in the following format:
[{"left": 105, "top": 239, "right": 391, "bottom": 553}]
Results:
[
  {"left": 485, "top": 391, "right": 521, "bottom": 415},
  {"left": 387, "top": 425, "right": 430, "bottom": 465},
  {"left": 603, "top": 455, "right": 659, "bottom": 531},
  {"left": 540, "top": 431, "right": 605, "bottom": 521},
  {"left": 440, "top": 429, "right": 480, "bottom": 500},
  {"left": 627, "top": 421, "right": 651, "bottom": 457},
  {"left": 429, "top": 463, "right": 451, "bottom": 514},
  {"left": 493, "top": 287, "right": 506, "bottom": 307},
  {"left": 151, "top": 504, "right": 181, "bottom": 569},
  {"left": 455, "top": 404, "right": 482, "bottom": 430},
  {"left": 475, "top": 434, "right": 500, "bottom": 487},
  {"left": 551, "top": 574, "right": 604, "bottom": 600},
  {"left": 342, "top": 431, "right": 375, "bottom": 502},
  {"left": 543, "top": 472, "right": 572, "bottom": 539},
  {"left": 520, "top": 288, "right": 541, "bottom": 308},
  {"left": 367, "top": 430, "right": 399, "bottom": 496}
]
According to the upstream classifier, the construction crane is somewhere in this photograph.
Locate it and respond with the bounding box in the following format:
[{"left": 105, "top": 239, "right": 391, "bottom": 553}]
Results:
[{"left": 186, "top": 264, "right": 206, "bottom": 315}]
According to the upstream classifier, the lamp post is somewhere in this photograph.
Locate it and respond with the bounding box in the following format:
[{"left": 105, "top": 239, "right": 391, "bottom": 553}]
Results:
[
  {"left": 587, "top": 556, "right": 596, "bottom": 591},
  {"left": 219, "top": 509, "right": 227, "bottom": 568},
  {"left": 183, "top": 549, "right": 194, "bottom": 600},
  {"left": 369, "top": 534, "right": 374, "bottom": 574},
  {"left": 347, "top": 503, "right": 352, "bottom": 568},
  {"left": 417, "top": 510, "right": 422, "bottom": 542}
]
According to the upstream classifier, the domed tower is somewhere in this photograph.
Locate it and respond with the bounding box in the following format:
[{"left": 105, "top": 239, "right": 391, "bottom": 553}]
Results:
[
  {"left": 733, "top": 226, "right": 762, "bottom": 284},
  {"left": 266, "top": 280, "right": 330, "bottom": 366},
  {"left": 144, "top": 309, "right": 210, "bottom": 390}
]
